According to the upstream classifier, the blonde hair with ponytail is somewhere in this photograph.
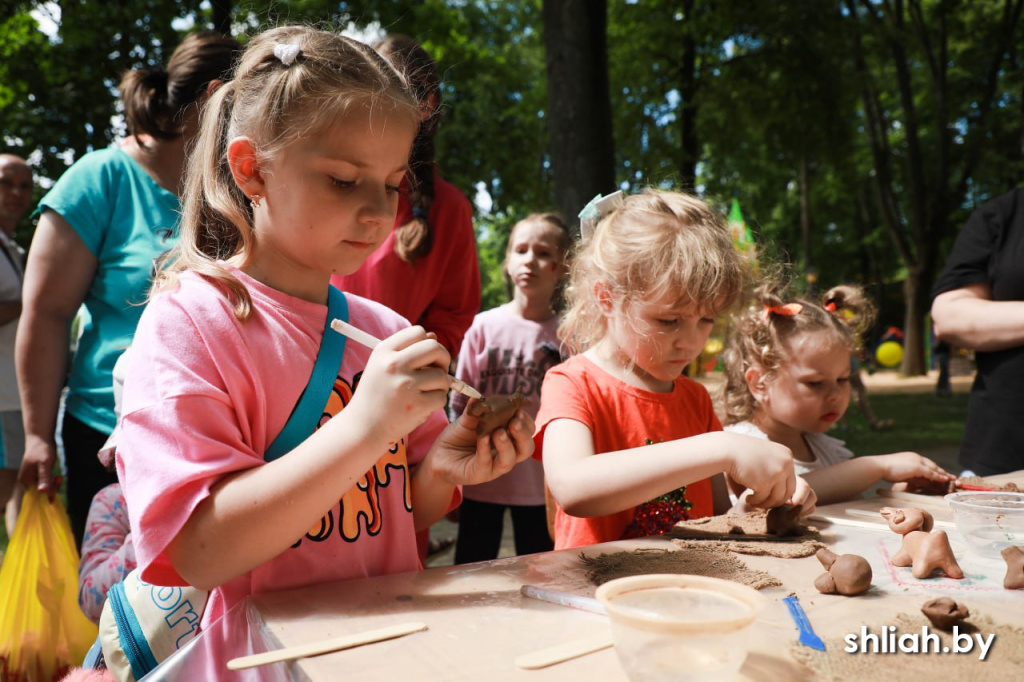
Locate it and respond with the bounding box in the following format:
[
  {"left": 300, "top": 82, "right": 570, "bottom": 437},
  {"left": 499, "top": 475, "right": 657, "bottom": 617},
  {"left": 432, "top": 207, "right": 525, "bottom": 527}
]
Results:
[{"left": 153, "top": 26, "right": 418, "bottom": 319}]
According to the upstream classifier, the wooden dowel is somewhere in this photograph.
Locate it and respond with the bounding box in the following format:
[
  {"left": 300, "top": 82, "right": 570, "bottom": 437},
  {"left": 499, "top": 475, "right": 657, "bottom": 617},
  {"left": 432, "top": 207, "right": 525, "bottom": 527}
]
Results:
[{"left": 226, "top": 621, "right": 428, "bottom": 670}]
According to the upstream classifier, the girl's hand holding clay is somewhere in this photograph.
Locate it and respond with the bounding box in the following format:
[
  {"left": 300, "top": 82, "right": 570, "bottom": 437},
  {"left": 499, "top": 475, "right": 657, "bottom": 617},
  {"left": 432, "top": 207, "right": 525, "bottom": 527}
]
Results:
[
  {"left": 878, "top": 452, "right": 954, "bottom": 486},
  {"left": 424, "top": 407, "right": 535, "bottom": 486},
  {"left": 725, "top": 434, "right": 816, "bottom": 511},
  {"left": 733, "top": 478, "right": 817, "bottom": 517},
  {"left": 345, "top": 326, "right": 452, "bottom": 444}
]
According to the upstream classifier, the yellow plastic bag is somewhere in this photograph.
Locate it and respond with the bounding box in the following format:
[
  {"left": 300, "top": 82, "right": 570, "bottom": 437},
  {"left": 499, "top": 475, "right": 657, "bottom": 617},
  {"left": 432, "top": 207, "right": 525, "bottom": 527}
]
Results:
[{"left": 0, "top": 489, "right": 98, "bottom": 681}]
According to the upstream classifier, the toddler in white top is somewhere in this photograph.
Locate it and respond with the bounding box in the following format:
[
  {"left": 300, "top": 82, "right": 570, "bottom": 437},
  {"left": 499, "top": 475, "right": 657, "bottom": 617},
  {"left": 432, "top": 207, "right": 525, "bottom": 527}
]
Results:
[{"left": 722, "top": 282, "right": 954, "bottom": 505}]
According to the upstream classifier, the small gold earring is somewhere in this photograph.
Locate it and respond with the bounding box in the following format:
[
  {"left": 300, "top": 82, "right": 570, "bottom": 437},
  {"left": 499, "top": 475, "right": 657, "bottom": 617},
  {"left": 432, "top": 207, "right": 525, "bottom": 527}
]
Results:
[{"left": 250, "top": 194, "right": 262, "bottom": 209}]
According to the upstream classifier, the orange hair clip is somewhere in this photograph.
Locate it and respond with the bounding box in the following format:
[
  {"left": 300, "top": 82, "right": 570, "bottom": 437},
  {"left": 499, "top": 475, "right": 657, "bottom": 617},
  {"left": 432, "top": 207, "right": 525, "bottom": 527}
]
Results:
[{"left": 764, "top": 302, "right": 803, "bottom": 319}]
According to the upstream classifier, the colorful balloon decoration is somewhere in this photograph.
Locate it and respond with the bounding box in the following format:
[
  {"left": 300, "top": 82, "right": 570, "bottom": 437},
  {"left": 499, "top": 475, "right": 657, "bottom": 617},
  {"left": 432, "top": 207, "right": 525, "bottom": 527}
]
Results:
[{"left": 875, "top": 340, "right": 903, "bottom": 368}]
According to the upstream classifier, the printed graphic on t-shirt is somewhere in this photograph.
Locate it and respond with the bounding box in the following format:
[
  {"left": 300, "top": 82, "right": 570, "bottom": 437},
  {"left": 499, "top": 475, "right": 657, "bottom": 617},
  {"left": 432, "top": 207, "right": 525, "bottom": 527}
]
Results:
[
  {"left": 477, "top": 344, "right": 560, "bottom": 397},
  {"left": 620, "top": 438, "right": 694, "bottom": 539},
  {"left": 292, "top": 374, "right": 411, "bottom": 547}
]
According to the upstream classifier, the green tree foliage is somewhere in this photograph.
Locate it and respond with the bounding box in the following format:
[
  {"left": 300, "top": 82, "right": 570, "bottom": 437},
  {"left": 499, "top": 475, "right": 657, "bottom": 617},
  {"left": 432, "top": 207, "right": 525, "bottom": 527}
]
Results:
[
  {"left": 4, "top": 1, "right": 1022, "bottom": 343},
  {"left": 2, "top": 1, "right": 205, "bottom": 182},
  {"left": 322, "top": 0, "right": 551, "bottom": 214},
  {"left": 838, "top": 0, "right": 1024, "bottom": 373}
]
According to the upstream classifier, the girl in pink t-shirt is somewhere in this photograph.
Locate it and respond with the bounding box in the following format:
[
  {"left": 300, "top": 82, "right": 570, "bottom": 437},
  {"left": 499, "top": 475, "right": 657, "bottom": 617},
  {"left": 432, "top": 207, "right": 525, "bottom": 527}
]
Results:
[
  {"left": 450, "top": 213, "right": 571, "bottom": 563},
  {"left": 534, "top": 190, "right": 816, "bottom": 550},
  {"left": 115, "top": 26, "right": 534, "bottom": 628}
]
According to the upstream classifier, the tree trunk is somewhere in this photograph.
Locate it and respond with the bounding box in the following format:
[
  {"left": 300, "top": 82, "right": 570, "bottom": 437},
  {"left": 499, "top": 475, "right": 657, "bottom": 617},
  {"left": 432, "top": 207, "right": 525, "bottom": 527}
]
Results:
[
  {"left": 543, "top": 0, "right": 616, "bottom": 231},
  {"left": 211, "top": 0, "right": 233, "bottom": 35},
  {"left": 901, "top": 270, "right": 928, "bottom": 376}
]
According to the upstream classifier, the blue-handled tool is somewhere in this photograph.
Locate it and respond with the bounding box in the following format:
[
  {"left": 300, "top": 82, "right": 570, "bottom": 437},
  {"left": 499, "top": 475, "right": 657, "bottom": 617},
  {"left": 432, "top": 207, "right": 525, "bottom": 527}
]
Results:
[{"left": 783, "top": 595, "right": 826, "bottom": 651}]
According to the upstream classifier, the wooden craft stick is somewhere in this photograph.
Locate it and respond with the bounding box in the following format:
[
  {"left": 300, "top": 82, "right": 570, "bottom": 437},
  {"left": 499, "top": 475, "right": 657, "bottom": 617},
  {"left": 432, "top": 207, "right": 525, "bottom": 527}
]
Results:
[
  {"left": 226, "top": 621, "right": 428, "bottom": 671},
  {"left": 514, "top": 632, "right": 614, "bottom": 669},
  {"left": 330, "top": 318, "right": 482, "bottom": 399}
]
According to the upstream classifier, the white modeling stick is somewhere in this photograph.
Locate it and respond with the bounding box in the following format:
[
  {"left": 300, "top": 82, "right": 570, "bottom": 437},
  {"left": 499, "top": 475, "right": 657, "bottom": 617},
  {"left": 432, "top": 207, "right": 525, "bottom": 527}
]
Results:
[
  {"left": 330, "top": 318, "right": 483, "bottom": 400},
  {"left": 226, "top": 621, "right": 427, "bottom": 670},
  {"left": 520, "top": 584, "right": 606, "bottom": 615}
]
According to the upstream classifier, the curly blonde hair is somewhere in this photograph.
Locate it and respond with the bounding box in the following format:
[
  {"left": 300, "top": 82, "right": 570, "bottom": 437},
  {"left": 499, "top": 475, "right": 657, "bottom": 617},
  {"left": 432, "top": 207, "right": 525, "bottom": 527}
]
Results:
[
  {"left": 720, "top": 280, "right": 877, "bottom": 425},
  {"left": 558, "top": 190, "right": 747, "bottom": 356},
  {"left": 154, "top": 26, "right": 419, "bottom": 319}
]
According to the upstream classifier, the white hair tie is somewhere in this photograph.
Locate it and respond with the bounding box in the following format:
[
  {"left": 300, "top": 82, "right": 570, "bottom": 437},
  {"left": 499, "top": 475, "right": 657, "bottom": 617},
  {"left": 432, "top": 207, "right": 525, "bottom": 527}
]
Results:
[
  {"left": 273, "top": 43, "right": 302, "bottom": 66},
  {"left": 577, "top": 190, "right": 624, "bottom": 240}
]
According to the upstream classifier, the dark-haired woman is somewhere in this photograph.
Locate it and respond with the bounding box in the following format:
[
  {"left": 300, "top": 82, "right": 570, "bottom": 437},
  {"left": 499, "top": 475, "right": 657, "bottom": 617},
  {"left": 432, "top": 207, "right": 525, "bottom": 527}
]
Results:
[{"left": 16, "top": 31, "right": 239, "bottom": 546}]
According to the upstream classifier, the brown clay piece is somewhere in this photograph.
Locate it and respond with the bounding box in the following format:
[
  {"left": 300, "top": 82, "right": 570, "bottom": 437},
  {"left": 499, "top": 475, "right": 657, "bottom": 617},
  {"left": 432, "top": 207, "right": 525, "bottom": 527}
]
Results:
[
  {"left": 895, "top": 478, "right": 956, "bottom": 495},
  {"left": 813, "top": 547, "right": 872, "bottom": 596},
  {"left": 879, "top": 506, "right": 934, "bottom": 535},
  {"left": 921, "top": 597, "right": 970, "bottom": 630},
  {"left": 891, "top": 530, "right": 964, "bottom": 579},
  {"left": 1002, "top": 546, "right": 1024, "bottom": 590},
  {"left": 765, "top": 505, "right": 803, "bottom": 537},
  {"left": 467, "top": 390, "right": 531, "bottom": 436}
]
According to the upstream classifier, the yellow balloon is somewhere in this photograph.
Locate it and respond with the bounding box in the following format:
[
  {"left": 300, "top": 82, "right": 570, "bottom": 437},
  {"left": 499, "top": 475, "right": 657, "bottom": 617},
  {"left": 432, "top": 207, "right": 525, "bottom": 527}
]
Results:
[{"left": 875, "top": 340, "right": 903, "bottom": 368}]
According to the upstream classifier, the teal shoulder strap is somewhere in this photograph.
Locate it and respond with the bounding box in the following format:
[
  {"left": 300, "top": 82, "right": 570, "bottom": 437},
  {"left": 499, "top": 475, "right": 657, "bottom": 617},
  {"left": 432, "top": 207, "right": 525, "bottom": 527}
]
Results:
[{"left": 265, "top": 285, "right": 348, "bottom": 461}]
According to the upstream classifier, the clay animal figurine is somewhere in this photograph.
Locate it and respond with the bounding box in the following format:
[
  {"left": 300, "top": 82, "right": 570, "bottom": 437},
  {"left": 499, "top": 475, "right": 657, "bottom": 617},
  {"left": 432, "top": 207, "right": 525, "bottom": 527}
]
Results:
[
  {"left": 467, "top": 390, "right": 531, "bottom": 436},
  {"left": 879, "top": 507, "right": 934, "bottom": 535},
  {"left": 891, "top": 530, "right": 964, "bottom": 579},
  {"left": 1002, "top": 546, "right": 1024, "bottom": 590},
  {"left": 921, "top": 597, "right": 970, "bottom": 630},
  {"left": 765, "top": 505, "right": 803, "bottom": 537},
  {"left": 813, "top": 548, "right": 872, "bottom": 596}
]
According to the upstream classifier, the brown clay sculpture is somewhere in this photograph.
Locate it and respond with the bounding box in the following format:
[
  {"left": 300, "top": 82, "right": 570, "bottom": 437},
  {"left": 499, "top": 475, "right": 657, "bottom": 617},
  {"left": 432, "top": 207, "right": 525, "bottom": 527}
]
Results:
[
  {"left": 891, "top": 530, "right": 964, "bottom": 579},
  {"left": 879, "top": 507, "right": 934, "bottom": 535},
  {"left": 765, "top": 505, "right": 803, "bottom": 537},
  {"left": 1002, "top": 546, "right": 1024, "bottom": 590},
  {"left": 468, "top": 390, "right": 531, "bottom": 436},
  {"left": 813, "top": 548, "right": 872, "bottom": 596},
  {"left": 921, "top": 597, "right": 970, "bottom": 630}
]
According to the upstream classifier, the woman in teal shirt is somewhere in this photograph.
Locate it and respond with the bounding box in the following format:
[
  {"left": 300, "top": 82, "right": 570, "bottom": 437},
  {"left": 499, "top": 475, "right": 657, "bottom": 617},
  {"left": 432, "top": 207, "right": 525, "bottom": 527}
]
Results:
[{"left": 16, "top": 31, "right": 239, "bottom": 546}]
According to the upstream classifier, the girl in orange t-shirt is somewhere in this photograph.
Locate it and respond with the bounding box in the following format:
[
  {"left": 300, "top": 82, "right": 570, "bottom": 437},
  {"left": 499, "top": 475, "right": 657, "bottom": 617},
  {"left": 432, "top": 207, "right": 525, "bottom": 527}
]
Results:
[{"left": 534, "top": 190, "right": 816, "bottom": 550}]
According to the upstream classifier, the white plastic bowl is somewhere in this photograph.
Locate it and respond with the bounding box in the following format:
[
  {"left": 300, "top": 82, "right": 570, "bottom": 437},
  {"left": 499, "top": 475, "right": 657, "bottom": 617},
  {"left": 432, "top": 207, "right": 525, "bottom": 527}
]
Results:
[
  {"left": 595, "top": 574, "right": 766, "bottom": 682},
  {"left": 945, "top": 491, "right": 1024, "bottom": 558}
]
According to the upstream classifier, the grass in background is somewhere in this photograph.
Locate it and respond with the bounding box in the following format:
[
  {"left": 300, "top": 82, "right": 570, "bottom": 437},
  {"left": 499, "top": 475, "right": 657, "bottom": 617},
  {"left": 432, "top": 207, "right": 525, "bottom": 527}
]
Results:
[{"left": 834, "top": 392, "right": 969, "bottom": 469}]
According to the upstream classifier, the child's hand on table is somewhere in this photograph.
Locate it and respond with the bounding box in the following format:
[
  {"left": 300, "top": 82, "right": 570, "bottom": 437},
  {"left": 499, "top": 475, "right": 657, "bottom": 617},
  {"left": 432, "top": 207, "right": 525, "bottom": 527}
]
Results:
[{"left": 879, "top": 452, "right": 954, "bottom": 488}]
